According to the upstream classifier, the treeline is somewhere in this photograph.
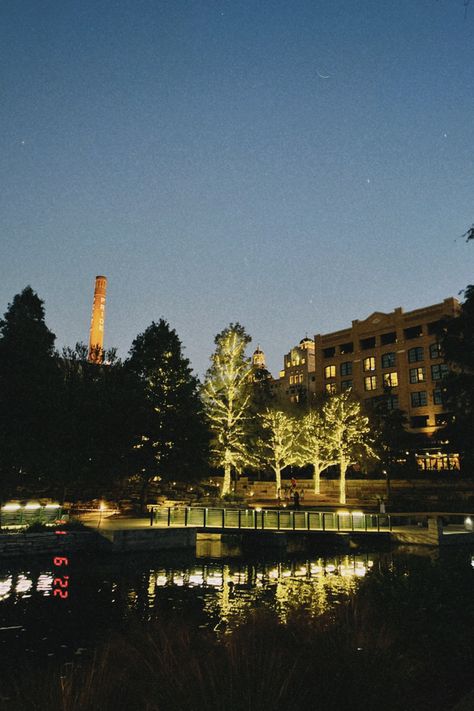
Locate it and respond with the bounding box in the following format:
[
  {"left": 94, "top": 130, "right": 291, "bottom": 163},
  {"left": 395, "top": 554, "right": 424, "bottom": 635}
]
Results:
[
  {"left": 0, "top": 283, "right": 472, "bottom": 506},
  {"left": 0, "top": 287, "right": 208, "bottom": 506}
]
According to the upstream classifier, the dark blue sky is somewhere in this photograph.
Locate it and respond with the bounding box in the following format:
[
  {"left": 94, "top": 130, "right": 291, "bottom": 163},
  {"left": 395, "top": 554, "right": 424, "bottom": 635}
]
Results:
[{"left": 1, "top": 1, "right": 473, "bottom": 377}]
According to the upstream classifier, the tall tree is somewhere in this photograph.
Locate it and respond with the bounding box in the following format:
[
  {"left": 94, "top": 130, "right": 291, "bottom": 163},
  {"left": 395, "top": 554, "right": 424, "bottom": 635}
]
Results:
[
  {"left": 298, "top": 409, "right": 336, "bottom": 494},
  {"left": 202, "top": 324, "right": 253, "bottom": 496},
  {"left": 126, "top": 320, "right": 208, "bottom": 510},
  {"left": 55, "top": 344, "right": 138, "bottom": 500},
  {"left": 0, "top": 287, "right": 59, "bottom": 498},
  {"left": 256, "top": 408, "right": 300, "bottom": 496},
  {"left": 323, "top": 392, "right": 377, "bottom": 505},
  {"left": 439, "top": 284, "right": 474, "bottom": 468},
  {"left": 367, "top": 400, "right": 414, "bottom": 480}
]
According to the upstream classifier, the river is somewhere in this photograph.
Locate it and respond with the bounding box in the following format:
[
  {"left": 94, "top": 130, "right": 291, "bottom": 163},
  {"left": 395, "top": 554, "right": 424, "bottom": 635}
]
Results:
[{"left": 0, "top": 537, "right": 473, "bottom": 674}]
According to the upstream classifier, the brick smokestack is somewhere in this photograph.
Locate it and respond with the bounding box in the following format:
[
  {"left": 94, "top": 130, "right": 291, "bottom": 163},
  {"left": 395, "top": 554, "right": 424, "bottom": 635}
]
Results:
[{"left": 88, "top": 275, "right": 107, "bottom": 363}]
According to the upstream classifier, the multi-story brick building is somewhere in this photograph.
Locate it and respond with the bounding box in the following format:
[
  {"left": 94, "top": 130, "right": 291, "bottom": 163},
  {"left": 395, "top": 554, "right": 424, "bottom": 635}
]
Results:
[
  {"left": 313, "top": 297, "right": 459, "bottom": 434},
  {"left": 272, "top": 337, "right": 316, "bottom": 404}
]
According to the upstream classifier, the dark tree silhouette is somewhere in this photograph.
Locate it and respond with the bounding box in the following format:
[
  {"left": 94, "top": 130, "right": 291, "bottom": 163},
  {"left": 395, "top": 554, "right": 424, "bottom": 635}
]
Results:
[
  {"left": 0, "top": 287, "right": 59, "bottom": 498},
  {"left": 126, "top": 319, "right": 208, "bottom": 511}
]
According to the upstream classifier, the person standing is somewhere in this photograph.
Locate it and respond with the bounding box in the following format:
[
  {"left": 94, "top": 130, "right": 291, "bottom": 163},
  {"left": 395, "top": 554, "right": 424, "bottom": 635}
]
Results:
[{"left": 293, "top": 490, "right": 300, "bottom": 510}]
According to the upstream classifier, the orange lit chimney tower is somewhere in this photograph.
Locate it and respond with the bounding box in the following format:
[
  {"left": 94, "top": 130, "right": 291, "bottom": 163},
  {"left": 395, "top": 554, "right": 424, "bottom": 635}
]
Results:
[{"left": 88, "top": 275, "right": 107, "bottom": 363}]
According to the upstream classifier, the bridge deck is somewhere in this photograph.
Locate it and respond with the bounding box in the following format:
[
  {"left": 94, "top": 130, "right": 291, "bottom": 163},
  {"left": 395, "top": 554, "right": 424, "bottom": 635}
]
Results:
[{"left": 148, "top": 506, "right": 473, "bottom": 540}]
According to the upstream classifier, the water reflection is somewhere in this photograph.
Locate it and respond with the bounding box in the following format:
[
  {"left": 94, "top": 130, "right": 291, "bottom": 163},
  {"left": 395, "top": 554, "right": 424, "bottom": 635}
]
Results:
[
  {"left": 0, "top": 545, "right": 472, "bottom": 669},
  {"left": 0, "top": 553, "right": 377, "bottom": 636},
  {"left": 136, "top": 553, "right": 376, "bottom": 629}
]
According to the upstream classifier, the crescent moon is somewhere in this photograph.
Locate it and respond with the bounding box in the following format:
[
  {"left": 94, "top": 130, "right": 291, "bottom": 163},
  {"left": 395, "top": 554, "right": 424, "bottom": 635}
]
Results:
[{"left": 317, "top": 71, "right": 330, "bottom": 79}]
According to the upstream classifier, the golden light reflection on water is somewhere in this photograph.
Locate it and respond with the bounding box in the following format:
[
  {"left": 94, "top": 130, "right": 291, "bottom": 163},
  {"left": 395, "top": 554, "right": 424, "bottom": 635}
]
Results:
[{"left": 144, "top": 554, "right": 375, "bottom": 629}]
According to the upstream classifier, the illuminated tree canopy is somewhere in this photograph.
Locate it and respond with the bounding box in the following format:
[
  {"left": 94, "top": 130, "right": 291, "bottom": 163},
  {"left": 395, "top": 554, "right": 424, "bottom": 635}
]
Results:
[
  {"left": 256, "top": 408, "right": 299, "bottom": 496},
  {"left": 202, "top": 324, "right": 253, "bottom": 496},
  {"left": 323, "top": 392, "right": 377, "bottom": 505},
  {"left": 297, "top": 409, "right": 336, "bottom": 494}
]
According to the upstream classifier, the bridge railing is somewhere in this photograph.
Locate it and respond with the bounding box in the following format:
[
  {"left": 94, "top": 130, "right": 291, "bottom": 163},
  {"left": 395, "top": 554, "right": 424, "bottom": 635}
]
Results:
[
  {"left": 150, "top": 506, "right": 394, "bottom": 532},
  {"left": 0, "top": 503, "right": 63, "bottom": 529}
]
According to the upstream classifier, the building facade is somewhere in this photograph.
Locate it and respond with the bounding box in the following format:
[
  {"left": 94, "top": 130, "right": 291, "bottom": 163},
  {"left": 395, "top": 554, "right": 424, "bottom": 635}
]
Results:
[
  {"left": 272, "top": 337, "right": 317, "bottom": 404},
  {"left": 313, "top": 297, "right": 459, "bottom": 434}
]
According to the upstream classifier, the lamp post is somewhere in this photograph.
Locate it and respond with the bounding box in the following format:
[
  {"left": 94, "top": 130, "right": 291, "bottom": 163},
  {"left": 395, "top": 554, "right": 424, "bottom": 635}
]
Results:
[{"left": 383, "top": 469, "right": 390, "bottom": 507}]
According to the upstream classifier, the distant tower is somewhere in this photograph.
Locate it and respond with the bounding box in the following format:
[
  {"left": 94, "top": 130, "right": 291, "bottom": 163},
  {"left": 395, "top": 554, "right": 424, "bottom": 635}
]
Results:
[
  {"left": 88, "top": 275, "right": 107, "bottom": 363},
  {"left": 252, "top": 345, "right": 266, "bottom": 369}
]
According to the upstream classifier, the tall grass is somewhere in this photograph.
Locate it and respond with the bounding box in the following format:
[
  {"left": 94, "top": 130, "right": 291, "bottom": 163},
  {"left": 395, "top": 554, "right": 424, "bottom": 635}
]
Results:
[{"left": 2, "top": 564, "right": 474, "bottom": 711}]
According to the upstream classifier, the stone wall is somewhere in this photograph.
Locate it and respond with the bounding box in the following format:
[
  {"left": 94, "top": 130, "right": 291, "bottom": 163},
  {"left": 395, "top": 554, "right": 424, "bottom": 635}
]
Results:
[
  {"left": 218, "top": 477, "right": 474, "bottom": 510},
  {"left": 105, "top": 527, "right": 196, "bottom": 552},
  {"left": 0, "top": 530, "right": 109, "bottom": 557}
]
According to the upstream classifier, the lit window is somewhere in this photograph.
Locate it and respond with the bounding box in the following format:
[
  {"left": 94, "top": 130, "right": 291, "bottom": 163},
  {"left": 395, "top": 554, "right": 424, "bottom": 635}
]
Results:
[
  {"left": 408, "top": 347, "right": 424, "bottom": 363},
  {"left": 287, "top": 361, "right": 291, "bottom": 368},
  {"left": 430, "top": 342, "right": 442, "bottom": 359},
  {"left": 341, "top": 380, "right": 352, "bottom": 391},
  {"left": 381, "top": 352, "right": 396, "bottom": 368},
  {"left": 364, "top": 375, "right": 377, "bottom": 391},
  {"left": 411, "top": 391, "right": 427, "bottom": 408},
  {"left": 340, "top": 361, "right": 352, "bottom": 376},
  {"left": 431, "top": 364, "right": 449, "bottom": 381},
  {"left": 325, "top": 382, "right": 337, "bottom": 394},
  {"left": 383, "top": 372, "right": 398, "bottom": 388},
  {"left": 299, "top": 373, "right": 304, "bottom": 383},
  {"left": 301, "top": 358, "right": 305, "bottom": 364},
  {"left": 363, "top": 357, "right": 376, "bottom": 372},
  {"left": 289, "top": 375, "right": 294, "bottom": 385},
  {"left": 324, "top": 365, "right": 336, "bottom": 379},
  {"left": 409, "top": 367, "right": 426, "bottom": 384}
]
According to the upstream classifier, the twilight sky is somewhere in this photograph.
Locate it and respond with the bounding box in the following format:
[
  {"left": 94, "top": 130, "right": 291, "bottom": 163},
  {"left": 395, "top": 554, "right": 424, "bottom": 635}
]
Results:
[{"left": 1, "top": 0, "right": 473, "bottom": 378}]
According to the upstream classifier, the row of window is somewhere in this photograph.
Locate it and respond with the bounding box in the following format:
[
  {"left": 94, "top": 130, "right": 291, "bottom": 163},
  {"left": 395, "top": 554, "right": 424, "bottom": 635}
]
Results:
[
  {"left": 289, "top": 374, "right": 304, "bottom": 385},
  {"left": 286, "top": 357, "right": 306, "bottom": 368},
  {"left": 324, "top": 344, "right": 443, "bottom": 379},
  {"left": 322, "top": 321, "right": 442, "bottom": 358},
  {"left": 326, "top": 362, "right": 447, "bottom": 383},
  {"left": 411, "top": 412, "right": 448, "bottom": 428},
  {"left": 326, "top": 378, "right": 446, "bottom": 405},
  {"left": 409, "top": 364, "right": 449, "bottom": 383},
  {"left": 411, "top": 390, "right": 445, "bottom": 408}
]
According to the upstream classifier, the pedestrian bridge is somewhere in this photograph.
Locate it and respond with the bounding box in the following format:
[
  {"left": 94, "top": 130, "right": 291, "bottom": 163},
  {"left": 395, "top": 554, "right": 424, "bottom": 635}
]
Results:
[
  {"left": 150, "top": 506, "right": 394, "bottom": 533},
  {"left": 148, "top": 506, "right": 474, "bottom": 545}
]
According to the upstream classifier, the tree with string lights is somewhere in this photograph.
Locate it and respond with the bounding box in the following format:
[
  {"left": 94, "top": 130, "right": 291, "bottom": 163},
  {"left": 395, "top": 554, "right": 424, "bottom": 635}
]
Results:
[
  {"left": 298, "top": 409, "right": 336, "bottom": 495},
  {"left": 202, "top": 323, "right": 254, "bottom": 496},
  {"left": 323, "top": 391, "right": 377, "bottom": 505},
  {"left": 256, "top": 408, "right": 300, "bottom": 497}
]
